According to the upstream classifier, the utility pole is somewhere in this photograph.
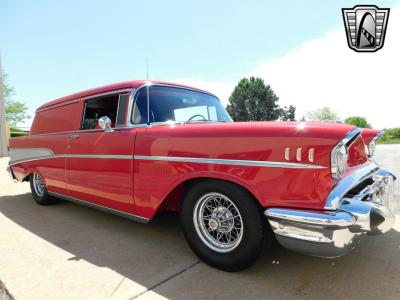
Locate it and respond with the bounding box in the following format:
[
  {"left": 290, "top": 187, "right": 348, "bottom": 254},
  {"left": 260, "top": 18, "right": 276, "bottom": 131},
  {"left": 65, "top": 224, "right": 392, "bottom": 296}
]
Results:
[{"left": 0, "top": 53, "right": 8, "bottom": 157}]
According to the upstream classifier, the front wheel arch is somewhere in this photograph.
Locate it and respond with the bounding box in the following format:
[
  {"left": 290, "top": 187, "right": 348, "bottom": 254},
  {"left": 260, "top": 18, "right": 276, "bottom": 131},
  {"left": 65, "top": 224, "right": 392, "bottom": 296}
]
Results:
[{"left": 156, "top": 177, "right": 264, "bottom": 215}]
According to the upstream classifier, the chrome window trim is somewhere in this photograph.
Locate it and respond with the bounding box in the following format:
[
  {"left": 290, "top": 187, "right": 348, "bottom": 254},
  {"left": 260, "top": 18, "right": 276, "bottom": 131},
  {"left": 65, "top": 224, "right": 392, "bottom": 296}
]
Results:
[
  {"left": 37, "top": 88, "right": 133, "bottom": 112},
  {"left": 115, "top": 93, "right": 122, "bottom": 126},
  {"left": 80, "top": 90, "right": 130, "bottom": 131},
  {"left": 48, "top": 191, "right": 149, "bottom": 224},
  {"left": 80, "top": 101, "right": 88, "bottom": 130},
  {"left": 128, "top": 82, "right": 223, "bottom": 127}
]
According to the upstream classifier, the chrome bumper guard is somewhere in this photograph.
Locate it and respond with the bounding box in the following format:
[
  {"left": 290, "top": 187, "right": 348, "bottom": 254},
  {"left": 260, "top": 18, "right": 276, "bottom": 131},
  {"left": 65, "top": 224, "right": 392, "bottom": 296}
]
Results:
[{"left": 265, "top": 165, "right": 396, "bottom": 257}]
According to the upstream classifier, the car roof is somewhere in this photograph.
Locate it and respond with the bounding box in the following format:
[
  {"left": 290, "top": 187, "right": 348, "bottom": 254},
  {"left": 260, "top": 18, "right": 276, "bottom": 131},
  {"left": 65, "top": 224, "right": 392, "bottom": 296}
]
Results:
[{"left": 37, "top": 80, "right": 213, "bottom": 111}]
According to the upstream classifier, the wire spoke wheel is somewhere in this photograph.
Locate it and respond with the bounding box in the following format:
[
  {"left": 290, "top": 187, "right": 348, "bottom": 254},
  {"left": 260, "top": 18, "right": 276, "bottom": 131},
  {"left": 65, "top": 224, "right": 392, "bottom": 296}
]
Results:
[
  {"left": 32, "top": 173, "right": 45, "bottom": 197},
  {"left": 193, "top": 192, "right": 244, "bottom": 253}
]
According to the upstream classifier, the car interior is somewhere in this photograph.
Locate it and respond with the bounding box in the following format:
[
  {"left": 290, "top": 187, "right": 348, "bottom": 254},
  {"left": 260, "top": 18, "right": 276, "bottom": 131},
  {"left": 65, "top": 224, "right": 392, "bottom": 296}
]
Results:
[{"left": 82, "top": 95, "right": 119, "bottom": 130}]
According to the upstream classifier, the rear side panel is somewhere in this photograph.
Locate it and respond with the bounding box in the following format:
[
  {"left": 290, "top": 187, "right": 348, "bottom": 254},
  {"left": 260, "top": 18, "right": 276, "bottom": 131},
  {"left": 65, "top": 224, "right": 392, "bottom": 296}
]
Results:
[
  {"left": 9, "top": 133, "right": 69, "bottom": 195},
  {"left": 30, "top": 101, "right": 83, "bottom": 135},
  {"left": 9, "top": 101, "right": 83, "bottom": 194}
]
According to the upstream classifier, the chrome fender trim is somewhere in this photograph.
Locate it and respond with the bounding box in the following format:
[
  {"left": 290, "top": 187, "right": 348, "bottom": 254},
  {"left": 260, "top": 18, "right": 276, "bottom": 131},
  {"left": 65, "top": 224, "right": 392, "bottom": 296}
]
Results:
[{"left": 134, "top": 155, "right": 327, "bottom": 169}]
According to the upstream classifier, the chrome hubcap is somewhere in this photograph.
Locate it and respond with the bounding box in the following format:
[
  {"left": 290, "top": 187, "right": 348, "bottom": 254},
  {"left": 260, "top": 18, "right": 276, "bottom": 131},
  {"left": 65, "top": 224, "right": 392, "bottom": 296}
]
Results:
[
  {"left": 193, "top": 192, "right": 243, "bottom": 253},
  {"left": 33, "top": 173, "right": 45, "bottom": 197}
]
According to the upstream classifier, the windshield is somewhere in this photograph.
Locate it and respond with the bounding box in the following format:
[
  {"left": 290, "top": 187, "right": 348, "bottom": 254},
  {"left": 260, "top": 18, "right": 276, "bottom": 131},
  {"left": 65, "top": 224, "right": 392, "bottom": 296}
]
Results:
[{"left": 131, "top": 85, "right": 232, "bottom": 124}]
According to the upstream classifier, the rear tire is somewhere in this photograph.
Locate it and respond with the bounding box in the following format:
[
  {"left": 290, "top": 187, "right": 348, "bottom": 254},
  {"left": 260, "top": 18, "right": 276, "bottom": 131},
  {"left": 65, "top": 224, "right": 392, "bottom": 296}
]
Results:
[
  {"left": 30, "top": 173, "right": 56, "bottom": 205},
  {"left": 180, "top": 180, "right": 271, "bottom": 271}
]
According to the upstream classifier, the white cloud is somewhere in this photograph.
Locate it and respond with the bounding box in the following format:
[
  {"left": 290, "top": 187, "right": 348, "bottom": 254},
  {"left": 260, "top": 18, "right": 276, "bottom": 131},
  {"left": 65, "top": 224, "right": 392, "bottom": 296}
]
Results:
[{"left": 176, "top": 5, "right": 400, "bottom": 129}]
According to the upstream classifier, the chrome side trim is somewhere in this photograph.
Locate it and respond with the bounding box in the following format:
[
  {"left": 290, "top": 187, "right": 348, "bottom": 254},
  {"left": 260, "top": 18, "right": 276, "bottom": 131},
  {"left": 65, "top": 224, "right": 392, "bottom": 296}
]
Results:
[
  {"left": 8, "top": 151, "right": 133, "bottom": 166},
  {"left": 325, "top": 162, "right": 379, "bottom": 210},
  {"left": 134, "top": 155, "right": 326, "bottom": 169},
  {"left": 9, "top": 148, "right": 55, "bottom": 165},
  {"left": 57, "top": 154, "right": 132, "bottom": 160},
  {"left": 48, "top": 191, "right": 149, "bottom": 223},
  {"left": 9, "top": 149, "right": 326, "bottom": 169}
]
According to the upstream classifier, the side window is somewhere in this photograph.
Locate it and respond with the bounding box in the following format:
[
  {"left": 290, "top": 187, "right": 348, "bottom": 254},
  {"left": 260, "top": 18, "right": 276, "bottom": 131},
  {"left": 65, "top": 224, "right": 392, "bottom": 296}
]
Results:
[
  {"left": 81, "top": 94, "right": 119, "bottom": 130},
  {"left": 131, "top": 89, "right": 148, "bottom": 124},
  {"left": 116, "top": 93, "right": 130, "bottom": 127}
]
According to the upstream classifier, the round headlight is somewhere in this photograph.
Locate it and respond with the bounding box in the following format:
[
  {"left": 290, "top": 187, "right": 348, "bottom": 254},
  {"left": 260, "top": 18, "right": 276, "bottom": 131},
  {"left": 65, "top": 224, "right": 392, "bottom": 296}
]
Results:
[
  {"left": 368, "top": 141, "right": 376, "bottom": 157},
  {"left": 331, "top": 144, "right": 348, "bottom": 179}
]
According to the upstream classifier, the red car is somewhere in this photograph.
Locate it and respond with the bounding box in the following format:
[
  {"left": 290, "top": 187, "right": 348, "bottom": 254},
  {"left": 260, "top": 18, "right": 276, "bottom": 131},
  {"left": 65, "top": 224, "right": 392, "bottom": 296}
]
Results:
[{"left": 7, "top": 81, "right": 395, "bottom": 271}]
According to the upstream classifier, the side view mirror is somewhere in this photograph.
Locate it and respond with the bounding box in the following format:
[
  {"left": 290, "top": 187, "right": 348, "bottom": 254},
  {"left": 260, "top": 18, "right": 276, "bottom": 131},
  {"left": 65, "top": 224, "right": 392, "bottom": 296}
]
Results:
[{"left": 98, "top": 116, "right": 113, "bottom": 131}]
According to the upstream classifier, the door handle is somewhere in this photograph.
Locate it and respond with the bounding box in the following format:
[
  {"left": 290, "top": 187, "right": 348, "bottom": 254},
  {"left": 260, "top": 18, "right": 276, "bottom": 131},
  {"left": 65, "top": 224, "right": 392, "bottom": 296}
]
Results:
[{"left": 68, "top": 134, "right": 80, "bottom": 140}]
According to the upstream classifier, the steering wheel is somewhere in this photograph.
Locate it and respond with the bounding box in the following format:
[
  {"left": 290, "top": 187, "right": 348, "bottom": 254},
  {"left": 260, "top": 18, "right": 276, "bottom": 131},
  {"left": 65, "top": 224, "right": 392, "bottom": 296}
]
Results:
[{"left": 187, "top": 114, "right": 207, "bottom": 121}]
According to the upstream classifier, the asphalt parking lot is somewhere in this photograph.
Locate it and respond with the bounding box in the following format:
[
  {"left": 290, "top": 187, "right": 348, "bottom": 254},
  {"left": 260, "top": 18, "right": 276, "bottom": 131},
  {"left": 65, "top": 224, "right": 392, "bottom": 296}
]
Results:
[{"left": 1, "top": 145, "right": 399, "bottom": 300}]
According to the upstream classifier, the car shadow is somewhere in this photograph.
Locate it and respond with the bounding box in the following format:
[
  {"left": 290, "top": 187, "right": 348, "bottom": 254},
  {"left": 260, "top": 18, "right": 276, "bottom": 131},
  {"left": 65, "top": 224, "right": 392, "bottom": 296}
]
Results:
[{"left": 1, "top": 192, "right": 400, "bottom": 299}]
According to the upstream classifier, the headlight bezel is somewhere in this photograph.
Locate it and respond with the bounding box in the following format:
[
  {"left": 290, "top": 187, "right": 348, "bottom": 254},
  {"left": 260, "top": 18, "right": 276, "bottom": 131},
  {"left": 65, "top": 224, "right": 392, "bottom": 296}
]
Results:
[
  {"left": 368, "top": 140, "right": 376, "bottom": 157},
  {"left": 330, "top": 128, "right": 361, "bottom": 179},
  {"left": 367, "top": 130, "right": 384, "bottom": 158},
  {"left": 331, "top": 142, "right": 348, "bottom": 179}
]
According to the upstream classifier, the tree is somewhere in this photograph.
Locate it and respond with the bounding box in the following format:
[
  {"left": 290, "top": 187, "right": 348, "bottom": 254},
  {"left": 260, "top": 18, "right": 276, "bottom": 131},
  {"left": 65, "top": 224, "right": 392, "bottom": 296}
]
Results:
[
  {"left": 2, "top": 71, "right": 30, "bottom": 126},
  {"left": 344, "top": 116, "right": 371, "bottom": 128},
  {"left": 227, "top": 77, "right": 295, "bottom": 121},
  {"left": 280, "top": 105, "right": 296, "bottom": 121},
  {"left": 306, "top": 107, "right": 339, "bottom": 122}
]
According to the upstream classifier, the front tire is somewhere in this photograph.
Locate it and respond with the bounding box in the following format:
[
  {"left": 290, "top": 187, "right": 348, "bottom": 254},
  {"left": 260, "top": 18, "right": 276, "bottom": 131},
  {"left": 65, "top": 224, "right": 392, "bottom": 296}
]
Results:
[
  {"left": 181, "top": 180, "right": 270, "bottom": 271},
  {"left": 30, "top": 173, "right": 56, "bottom": 205}
]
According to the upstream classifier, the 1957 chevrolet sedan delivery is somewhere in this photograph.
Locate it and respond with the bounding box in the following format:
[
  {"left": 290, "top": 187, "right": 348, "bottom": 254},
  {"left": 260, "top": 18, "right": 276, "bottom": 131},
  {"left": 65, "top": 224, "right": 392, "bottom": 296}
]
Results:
[{"left": 7, "top": 80, "right": 396, "bottom": 271}]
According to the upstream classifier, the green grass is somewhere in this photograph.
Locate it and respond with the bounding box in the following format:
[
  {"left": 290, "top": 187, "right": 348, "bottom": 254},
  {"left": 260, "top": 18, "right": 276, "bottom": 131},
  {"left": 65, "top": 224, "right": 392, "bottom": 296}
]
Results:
[{"left": 377, "top": 139, "right": 400, "bottom": 144}]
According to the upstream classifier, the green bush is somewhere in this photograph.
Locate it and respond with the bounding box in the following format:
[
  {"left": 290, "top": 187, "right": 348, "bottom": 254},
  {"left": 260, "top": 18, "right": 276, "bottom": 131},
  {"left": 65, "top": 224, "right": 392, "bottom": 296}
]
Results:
[
  {"left": 344, "top": 116, "right": 371, "bottom": 128},
  {"left": 10, "top": 127, "right": 29, "bottom": 138},
  {"left": 382, "top": 128, "right": 400, "bottom": 139},
  {"left": 379, "top": 128, "right": 400, "bottom": 143}
]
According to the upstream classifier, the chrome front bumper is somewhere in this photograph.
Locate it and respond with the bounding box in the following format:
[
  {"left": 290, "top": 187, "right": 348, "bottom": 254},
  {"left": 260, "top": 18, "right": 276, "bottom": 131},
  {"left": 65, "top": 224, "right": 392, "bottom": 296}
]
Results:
[{"left": 265, "top": 164, "right": 396, "bottom": 257}]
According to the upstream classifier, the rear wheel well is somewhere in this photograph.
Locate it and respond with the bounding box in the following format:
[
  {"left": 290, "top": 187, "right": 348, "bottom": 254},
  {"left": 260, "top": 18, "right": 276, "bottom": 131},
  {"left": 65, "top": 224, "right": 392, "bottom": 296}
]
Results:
[
  {"left": 22, "top": 173, "right": 31, "bottom": 182},
  {"left": 157, "top": 177, "right": 262, "bottom": 215}
]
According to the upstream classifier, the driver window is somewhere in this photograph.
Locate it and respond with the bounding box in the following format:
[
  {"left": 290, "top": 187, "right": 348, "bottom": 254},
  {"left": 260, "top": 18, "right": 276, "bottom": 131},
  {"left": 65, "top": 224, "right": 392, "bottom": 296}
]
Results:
[{"left": 81, "top": 94, "right": 119, "bottom": 130}]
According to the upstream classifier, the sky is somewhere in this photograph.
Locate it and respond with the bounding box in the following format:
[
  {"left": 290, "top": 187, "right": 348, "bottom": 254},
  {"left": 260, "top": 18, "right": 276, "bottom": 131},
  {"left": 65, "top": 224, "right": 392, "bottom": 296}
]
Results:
[{"left": 1, "top": 0, "right": 399, "bottom": 128}]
